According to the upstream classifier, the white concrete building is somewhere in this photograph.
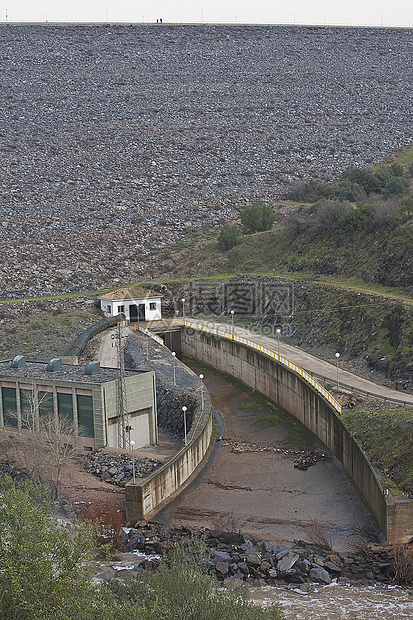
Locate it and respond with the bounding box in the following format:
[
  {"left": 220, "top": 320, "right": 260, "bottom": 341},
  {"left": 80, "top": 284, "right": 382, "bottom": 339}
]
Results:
[{"left": 99, "top": 287, "right": 162, "bottom": 323}]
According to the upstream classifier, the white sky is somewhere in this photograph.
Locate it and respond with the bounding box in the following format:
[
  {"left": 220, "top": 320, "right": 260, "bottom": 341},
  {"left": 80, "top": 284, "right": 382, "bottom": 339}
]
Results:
[{"left": 1, "top": 0, "right": 412, "bottom": 28}]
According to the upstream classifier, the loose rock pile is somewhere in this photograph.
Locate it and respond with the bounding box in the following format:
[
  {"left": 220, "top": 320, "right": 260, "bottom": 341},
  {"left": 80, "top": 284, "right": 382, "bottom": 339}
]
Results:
[
  {"left": 116, "top": 522, "right": 394, "bottom": 586},
  {"left": 2, "top": 25, "right": 412, "bottom": 299},
  {"left": 83, "top": 450, "right": 163, "bottom": 487},
  {"left": 227, "top": 439, "right": 330, "bottom": 470}
]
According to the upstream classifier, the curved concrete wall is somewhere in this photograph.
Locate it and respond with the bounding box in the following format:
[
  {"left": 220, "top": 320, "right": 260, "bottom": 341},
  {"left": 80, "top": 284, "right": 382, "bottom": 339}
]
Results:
[
  {"left": 181, "top": 329, "right": 413, "bottom": 544},
  {"left": 125, "top": 404, "right": 214, "bottom": 523}
]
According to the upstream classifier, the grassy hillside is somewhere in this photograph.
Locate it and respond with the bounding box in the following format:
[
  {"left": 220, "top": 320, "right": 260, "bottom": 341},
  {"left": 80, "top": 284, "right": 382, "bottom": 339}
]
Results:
[
  {"left": 155, "top": 146, "right": 413, "bottom": 294},
  {"left": 341, "top": 404, "right": 413, "bottom": 499}
]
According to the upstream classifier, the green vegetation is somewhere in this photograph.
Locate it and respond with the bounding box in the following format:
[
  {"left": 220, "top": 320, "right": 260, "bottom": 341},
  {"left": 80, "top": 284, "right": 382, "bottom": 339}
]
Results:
[
  {"left": 288, "top": 156, "right": 410, "bottom": 203},
  {"left": 218, "top": 222, "right": 243, "bottom": 250},
  {"left": 341, "top": 404, "right": 413, "bottom": 498},
  {"left": 99, "top": 540, "right": 283, "bottom": 620},
  {"left": 0, "top": 476, "right": 283, "bottom": 620},
  {"left": 240, "top": 200, "right": 276, "bottom": 234},
  {"left": 0, "top": 475, "right": 95, "bottom": 619}
]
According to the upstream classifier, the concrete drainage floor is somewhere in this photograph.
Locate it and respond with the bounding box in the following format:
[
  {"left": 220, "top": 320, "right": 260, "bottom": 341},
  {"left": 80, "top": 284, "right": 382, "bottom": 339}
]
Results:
[{"left": 156, "top": 363, "right": 375, "bottom": 550}]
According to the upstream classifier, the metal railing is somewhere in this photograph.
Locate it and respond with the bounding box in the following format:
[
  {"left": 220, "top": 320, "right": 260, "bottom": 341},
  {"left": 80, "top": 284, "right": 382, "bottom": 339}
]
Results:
[
  {"left": 306, "top": 369, "right": 413, "bottom": 407},
  {"left": 141, "top": 318, "right": 342, "bottom": 414},
  {"left": 134, "top": 323, "right": 165, "bottom": 347}
]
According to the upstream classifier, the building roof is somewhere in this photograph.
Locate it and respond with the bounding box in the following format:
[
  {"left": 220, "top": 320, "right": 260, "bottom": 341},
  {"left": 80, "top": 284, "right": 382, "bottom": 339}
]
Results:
[
  {"left": 99, "top": 287, "right": 162, "bottom": 302},
  {"left": 0, "top": 360, "right": 145, "bottom": 384}
]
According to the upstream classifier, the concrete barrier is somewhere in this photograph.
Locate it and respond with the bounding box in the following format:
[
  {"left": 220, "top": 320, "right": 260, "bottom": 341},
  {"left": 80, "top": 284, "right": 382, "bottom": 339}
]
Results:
[{"left": 125, "top": 400, "right": 214, "bottom": 523}]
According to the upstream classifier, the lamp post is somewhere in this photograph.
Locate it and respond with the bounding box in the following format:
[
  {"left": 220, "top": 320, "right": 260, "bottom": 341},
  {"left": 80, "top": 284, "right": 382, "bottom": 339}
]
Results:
[
  {"left": 199, "top": 374, "right": 204, "bottom": 410},
  {"left": 130, "top": 440, "right": 136, "bottom": 483},
  {"left": 335, "top": 352, "right": 340, "bottom": 389},
  {"left": 276, "top": 328, "right": 281, "bottom": 361},
  {"left": 182, "top": 406, "right": 188, "bottom": 445},
  {"left": 230, "top": 309, "right": 234, "bottom": 334},
  {"left": 182, "top": 298, "right": 186, "bottom": 319},
  {"left": 172, "top": 351, "right": 176, "bottom": 385}
]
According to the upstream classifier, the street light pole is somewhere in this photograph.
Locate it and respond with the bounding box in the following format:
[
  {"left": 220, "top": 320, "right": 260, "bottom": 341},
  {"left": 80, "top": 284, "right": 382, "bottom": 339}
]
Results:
[
  {"left": 230, "top": 309, "right": 234, "bottom": 335},
  {"left": 182, "top": 298, "right": 186, "bottom": 319},
  {"left": 335, "top": 352, "right": 340, "bottom": 389},
  {"left": 199, "top": 374, "right": 204, "bottom": 410},
  {"left": 172, "top": 351, "right": 176, "bottom": 385},
  {"left": 182, "top": 406, "right": 188, "bottom": 445},
  {"left": 276, "top": 328, "right": 281, "bottom": 361},
  {"left": 130, "top": 440, "right": 136, "bottom": 483}
]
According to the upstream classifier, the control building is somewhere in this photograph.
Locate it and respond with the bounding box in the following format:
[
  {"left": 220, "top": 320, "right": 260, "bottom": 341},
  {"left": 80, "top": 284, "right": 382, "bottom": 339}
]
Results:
[
  {"left": 99, "top": 287, "right": 162, "bottom": 323},
  {"left": 0, "top": 356, "right": 157, "bottom": 451}
]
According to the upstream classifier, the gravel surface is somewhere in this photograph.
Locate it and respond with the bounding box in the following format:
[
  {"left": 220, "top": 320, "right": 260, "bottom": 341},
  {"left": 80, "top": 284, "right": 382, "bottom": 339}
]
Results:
[{"left": 1, "top": 24, "right": 412, "bottom": 298}]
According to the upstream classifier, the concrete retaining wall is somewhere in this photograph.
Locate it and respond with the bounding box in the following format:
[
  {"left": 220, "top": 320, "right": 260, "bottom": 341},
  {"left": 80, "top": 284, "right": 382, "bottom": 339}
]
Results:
[
  {"left": 125, "top": 405, "right": 214, "bottom": 523},
  {"left": 181, "top": 329, "right": 413, "bottom": 544}
]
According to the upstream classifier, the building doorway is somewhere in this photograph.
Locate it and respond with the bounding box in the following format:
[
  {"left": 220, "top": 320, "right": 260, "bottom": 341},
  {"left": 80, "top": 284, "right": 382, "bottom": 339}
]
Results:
[{"left": 129, "top": 303, "right": 146, "bottom": 322}]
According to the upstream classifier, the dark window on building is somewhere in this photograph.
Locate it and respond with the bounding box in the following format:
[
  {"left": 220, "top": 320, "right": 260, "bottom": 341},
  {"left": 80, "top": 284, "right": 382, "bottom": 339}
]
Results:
[
  {"left": 2, "top": 387, "right": 17, "bottom": 427},
  {"left": 57, "top": 393, "right": 73, "bottom": 422},
  {"left": 117, "top": 305, "right": 125, "bottom": 313},
  {"left": 18, "top": 389, "right": 54, "bottom": 428},
  {"left": 20, "top": 389, "right": 33, "bottom": 429},
  {"left": 38, "top": 391, "right": 54, "bottom": 417},
  {"left": 107, "top": 305, "right": 112, "bottom": 315},
  {"left": 149, "top": 302, "right": 156, "bottom": 310},
  {"left": 77, "top": 395, "right": 94, "bottom": 438}
]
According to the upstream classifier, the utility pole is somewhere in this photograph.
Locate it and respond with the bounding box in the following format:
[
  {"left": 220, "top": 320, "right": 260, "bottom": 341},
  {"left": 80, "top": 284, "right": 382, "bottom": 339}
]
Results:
[{"left": 116, "top": 322, "right": 130, "bottom": 449}]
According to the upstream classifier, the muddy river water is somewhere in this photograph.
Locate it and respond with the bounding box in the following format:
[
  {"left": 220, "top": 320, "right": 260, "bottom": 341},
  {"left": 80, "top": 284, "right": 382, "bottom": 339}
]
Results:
[
  {"left": 250, "top": 582, "right": 413, "bottom": 618},
  {"left": 106, "top": 552, "right": 413, "bottom": 619}
]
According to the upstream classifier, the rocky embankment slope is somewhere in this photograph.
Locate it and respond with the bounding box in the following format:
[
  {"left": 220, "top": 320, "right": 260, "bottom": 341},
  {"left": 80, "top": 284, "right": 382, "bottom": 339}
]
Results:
[
  {"left": 99, "top": 522, "right": 397, "bottom": 588},
  {"left": 1, "top": 25, "right": 412, "bottom": 298}
]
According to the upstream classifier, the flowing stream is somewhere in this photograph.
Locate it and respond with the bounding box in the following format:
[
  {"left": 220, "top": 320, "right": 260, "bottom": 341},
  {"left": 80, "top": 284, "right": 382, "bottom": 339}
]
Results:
[
  {"left": 249, "top": 582, "right": 413, "bottom": 619},
  {"left": 102, "top": 553, "right": 413, "bottom": 618}
]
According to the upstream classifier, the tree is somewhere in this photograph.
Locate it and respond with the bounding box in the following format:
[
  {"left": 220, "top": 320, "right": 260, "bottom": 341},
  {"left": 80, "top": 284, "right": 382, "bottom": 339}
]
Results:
[
  {"left": 240, "top": 201, "right": 276, "bottom": 234},
  {"left": 4, "top": 385, "right": 81, "bottom": 498},
  {"left": 329, "top": 179, "right": 366, "bottom": 202},
  {"left": 342, "top": 167, "right": 380, "bottom": 194},
  {"left": 218, "top": 222, "right": 242, "bottom": 250},
  {"left": 383, "top": 175, "right": 409, "bottom": 196},
  {"left": 286, "top": 178, "right": 330, "bottom": 202},
  {"left": 0, "top": 475, "right": 95, "bottom": 620},
  {"left": 310, "top": 199, "right": 353, "bottom": 232}
]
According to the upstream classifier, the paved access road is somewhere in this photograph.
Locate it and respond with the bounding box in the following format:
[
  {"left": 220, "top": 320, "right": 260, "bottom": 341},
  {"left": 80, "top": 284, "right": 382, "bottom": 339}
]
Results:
[{"left": 182, "top": 319, "right": 413, "bottom": 406}]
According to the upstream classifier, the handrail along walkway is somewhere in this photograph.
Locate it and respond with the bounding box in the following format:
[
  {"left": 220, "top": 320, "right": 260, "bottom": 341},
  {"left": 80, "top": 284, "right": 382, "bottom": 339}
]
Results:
[{"left": 141, "top": 318, "right": 342, "bottom": 415}]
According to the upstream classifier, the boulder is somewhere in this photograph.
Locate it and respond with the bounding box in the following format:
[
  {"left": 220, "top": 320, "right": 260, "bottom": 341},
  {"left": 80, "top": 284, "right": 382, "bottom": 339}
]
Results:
[
  {"left": 324, "top": 561, "right": 341, "bottom": 575},
  {"left": 213, "top": 550, "right": 232, "bottom": 563},
  {"left": 278, "top": 552, "right": 299, "bottom": 572},
  {"left": 309, "top": 566, "right": 332, "bottom": 584}
]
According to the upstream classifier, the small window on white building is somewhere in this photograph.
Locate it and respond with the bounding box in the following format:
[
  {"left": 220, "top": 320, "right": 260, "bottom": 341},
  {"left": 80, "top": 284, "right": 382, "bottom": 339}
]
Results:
[
  {"left": 107, "top": 305, "right": 112, "bottom": 314},
  {"left": 149, "top": 302, "right": 156, "bottom": 310},
  {"left": 117, "top": 305, "right": 125, "bottom": 313}
]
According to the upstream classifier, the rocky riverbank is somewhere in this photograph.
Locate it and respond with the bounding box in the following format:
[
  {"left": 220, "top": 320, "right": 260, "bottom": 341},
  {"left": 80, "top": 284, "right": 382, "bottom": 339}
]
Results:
[
  {"left": 97, "top": 521, "right": 401, "bottom": 589},
  {"left": 82, "top": 449, "right": 164, "bottom": 487}
]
